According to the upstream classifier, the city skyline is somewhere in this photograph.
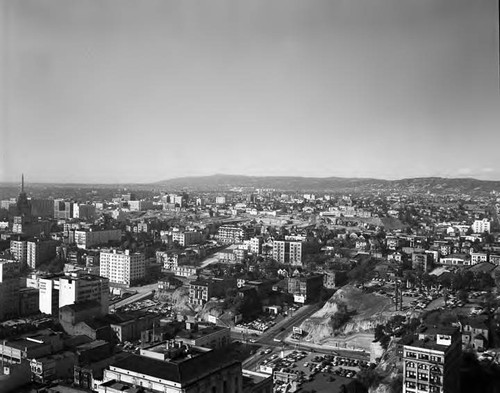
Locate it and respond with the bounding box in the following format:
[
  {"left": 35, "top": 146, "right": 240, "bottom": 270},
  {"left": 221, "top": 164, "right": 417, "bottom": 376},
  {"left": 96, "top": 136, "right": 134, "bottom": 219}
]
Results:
[{"left": 1, "top": 0, "right": 499, "bottom": 184}]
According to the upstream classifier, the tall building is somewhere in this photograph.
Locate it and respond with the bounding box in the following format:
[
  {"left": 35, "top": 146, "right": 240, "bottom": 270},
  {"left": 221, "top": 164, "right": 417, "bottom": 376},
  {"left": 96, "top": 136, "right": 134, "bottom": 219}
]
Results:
[
  {"left": 216, "top": 225, "right": 245, "bottom": 244},
  {"left": 0, "top": 260, "right": 20, "bottom": 321},
  {"left": 471, "top": 219, "right": 491, "bottom": 234},
  {"left": 10, "top": 237, "right": 28, "bottom": 265},
  {"left": 27, "top": 239, "right": 59, "bottom": 269},
  {"left": 74, "top": 229, "right": 121, "bottom": 249},
  {"left": 30, "top": 198, "right": 54, "bottom": 218},
  {"left": 287, "top": 275, "right": 323, "bottom": 304},
  {"left": 272, "top": 240, "right": 303, "bottom": 265},
  {"left": 15, "top": 174, "right": 32, "bottom": 223},
  {"left": 99, "top": 249, "right": 146, "bottom": 287},
  {"left": 73, "top": 203, "right": 96, "bottom": 220},
  {"left": 54, "top": 199, "right": 74, "bottom": 220},
  {"left": 172, "top": 230, "right": 203, "bottom": 246},
  {"left": 402, "top": 326, "right": 462, "bottom": 393},
  {"left": 39, "top": 276, "right": 61, "bottom": 315},
  {"left": 39, "top": 272, "right": 109, "bottom": 315},
  {"left": 249, "top": 237, "right": 262, "bottom": 254}
]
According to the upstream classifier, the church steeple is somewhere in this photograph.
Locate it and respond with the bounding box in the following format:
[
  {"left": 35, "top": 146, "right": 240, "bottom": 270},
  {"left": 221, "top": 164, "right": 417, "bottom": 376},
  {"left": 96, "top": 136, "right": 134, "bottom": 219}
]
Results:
[{"left": 16, "top": 173, "right": 31, "bottom": 222}]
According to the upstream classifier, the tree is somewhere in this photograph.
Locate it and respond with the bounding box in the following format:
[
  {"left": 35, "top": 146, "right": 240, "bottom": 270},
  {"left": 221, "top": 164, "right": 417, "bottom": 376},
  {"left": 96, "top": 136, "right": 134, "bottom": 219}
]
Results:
[{"left": 457, "top": 289, "right": 468, "bottom": 303}]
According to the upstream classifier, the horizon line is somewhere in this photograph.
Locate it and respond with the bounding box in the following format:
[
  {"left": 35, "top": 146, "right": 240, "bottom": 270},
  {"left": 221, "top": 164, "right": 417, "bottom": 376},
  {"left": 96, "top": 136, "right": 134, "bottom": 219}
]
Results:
[{"left": 1, "top": 173, "right": 499, "bottom": 187}]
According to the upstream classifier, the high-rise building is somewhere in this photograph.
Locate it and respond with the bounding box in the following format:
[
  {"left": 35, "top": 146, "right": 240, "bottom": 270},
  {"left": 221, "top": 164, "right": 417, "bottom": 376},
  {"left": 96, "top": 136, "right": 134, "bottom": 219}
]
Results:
[
  {"left": 39, "top": 272, "right": 109, "bottom": 315},
  {"left": 249, "top": 237, "right": 262, "bottom": 254},
  {"left": 73, "top": 203, "right": 96, "bottom": 220},
  {"left": 27, "top": 239, "right": 59, "bottom": 269},
  {"left": 402, "top": 326, "right": 462, "bottom": 393},
  {"left": 54, "top": 199, "right": 74, "bottom": 220},
  {"left": 74, "top": 229, "right": 121, "bottom": 249},
  {"left": 471, "top": 219, "right": 491, "bottom": 234},
  {"left": 272, "top": 240, "right": 303, "bottom": 265},
  {"left": 39, "top": 276, "right": 61, "bottom": 315},
  {"left": 216, "top": 226, "right": 245, "bottom": 244},
  {"left": 99, "top": 249, "right": 146, "bottom": 287},
  {"left": 10, "top": 237, "right": 28, "bottom": 265},
  {"left": 58, "top": 272, "right": 109, "bottom": 314},
  {"left": 30, "top": 198, "right": 54, "bottom": 218},
  {"left": 0, "top": 260, "right": 20, "bottom": 321}
]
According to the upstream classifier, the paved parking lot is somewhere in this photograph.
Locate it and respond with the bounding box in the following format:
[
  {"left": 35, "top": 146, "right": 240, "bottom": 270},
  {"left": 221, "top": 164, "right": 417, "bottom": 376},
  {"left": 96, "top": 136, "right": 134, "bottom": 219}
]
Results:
[{"left": 257, "top": 349, "right": 369, "bottom": 392}]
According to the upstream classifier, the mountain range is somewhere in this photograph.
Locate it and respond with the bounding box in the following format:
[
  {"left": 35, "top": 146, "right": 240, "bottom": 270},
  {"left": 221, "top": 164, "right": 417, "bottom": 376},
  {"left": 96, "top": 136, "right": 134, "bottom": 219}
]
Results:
[{"left": 151, "top": 174, "right": 500, "bottom": 194}]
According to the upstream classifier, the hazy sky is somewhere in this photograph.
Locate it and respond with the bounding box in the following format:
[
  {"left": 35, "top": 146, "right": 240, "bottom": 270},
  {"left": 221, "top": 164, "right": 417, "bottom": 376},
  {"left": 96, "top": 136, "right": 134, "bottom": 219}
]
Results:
[{"left": 1, "top": 0, "right": 499, "bottom": 183}]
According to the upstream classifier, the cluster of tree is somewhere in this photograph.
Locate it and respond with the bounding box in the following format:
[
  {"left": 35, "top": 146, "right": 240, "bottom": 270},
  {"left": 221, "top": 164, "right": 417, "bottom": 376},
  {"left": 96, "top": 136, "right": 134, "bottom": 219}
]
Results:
[
  {"left": 440, "top": 270, "right": 495, "bottom": 291},
  {"left": 222, "top": 288, "right": 262, "bottom": 320},
  {"left": 374, "top": 315, "right": 420, "bottom": 350}
]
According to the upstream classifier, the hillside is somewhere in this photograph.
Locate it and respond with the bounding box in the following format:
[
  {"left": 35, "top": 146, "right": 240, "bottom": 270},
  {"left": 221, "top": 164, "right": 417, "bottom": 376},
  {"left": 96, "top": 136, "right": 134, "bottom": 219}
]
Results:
[{"left": 300, "top": 285, "right": 400, "bottom": 345}]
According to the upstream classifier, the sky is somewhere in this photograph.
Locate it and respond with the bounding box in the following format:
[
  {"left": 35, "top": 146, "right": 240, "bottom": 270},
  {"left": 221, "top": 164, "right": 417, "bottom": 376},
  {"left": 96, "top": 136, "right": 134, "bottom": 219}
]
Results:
[{"left": 1, "top": 0, "right": 499, "bottom": 184}]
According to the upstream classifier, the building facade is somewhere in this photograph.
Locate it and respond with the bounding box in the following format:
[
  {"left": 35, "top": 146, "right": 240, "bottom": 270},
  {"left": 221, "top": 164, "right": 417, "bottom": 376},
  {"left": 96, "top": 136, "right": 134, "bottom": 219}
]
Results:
[
  {"left": 99, "top": 249, "right": 146, "bottom": 287},
  {"left": 402, "top": 327, "right": 461, "bottom": 393}
]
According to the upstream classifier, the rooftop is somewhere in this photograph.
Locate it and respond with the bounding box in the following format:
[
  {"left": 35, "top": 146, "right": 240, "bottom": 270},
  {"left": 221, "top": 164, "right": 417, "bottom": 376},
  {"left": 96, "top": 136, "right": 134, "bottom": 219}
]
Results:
[{"left": 111, "top": 348, "right": 240, "bottom": 386}]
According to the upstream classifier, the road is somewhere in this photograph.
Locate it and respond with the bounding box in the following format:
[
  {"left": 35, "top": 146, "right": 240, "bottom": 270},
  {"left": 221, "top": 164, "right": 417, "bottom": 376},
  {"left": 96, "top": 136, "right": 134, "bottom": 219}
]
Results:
[{"left": 256, "top": 303, "right": 321, "bottom": 346}]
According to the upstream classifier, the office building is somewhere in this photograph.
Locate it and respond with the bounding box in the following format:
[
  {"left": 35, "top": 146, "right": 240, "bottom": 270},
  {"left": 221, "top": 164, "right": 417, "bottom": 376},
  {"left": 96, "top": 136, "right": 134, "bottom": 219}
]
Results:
[
  {"left": 39, "top": 272, "right": 109, "bottom": 315},
  {"left": 100, "top": 249, "right": 146, "bottom": 287},
  {"left": 73, "top": 203, "right": 96, "bottom": 220},
  {"left": 27, "top": 239, "right": 59, "bottom": 269},
  {"left": 0, "top": 260, "right": 20, "bottom": 321},
  {"left": 402, "top": 326, "right": 461, "bottom": 393},
  {"left": 54, "top": 199, "right": 74, "bottom": 220},
  {"left": 128, "top": 200, "right": 154, "bottom": 211},
  {"left": 30, "top": 198, "right": 54, "bottom": 218},
  {"left": 39, "top": 276, "right": 61, "bottom": 315},
  {"left": 74, "top": 229, "right": 121, "bottom": 249}
]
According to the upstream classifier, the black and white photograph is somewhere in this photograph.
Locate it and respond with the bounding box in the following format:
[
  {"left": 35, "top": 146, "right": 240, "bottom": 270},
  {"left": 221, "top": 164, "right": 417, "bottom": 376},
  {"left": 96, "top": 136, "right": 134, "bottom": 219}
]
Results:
[{"left": 0, "top": 0, "right": 499, "bottom": 392}]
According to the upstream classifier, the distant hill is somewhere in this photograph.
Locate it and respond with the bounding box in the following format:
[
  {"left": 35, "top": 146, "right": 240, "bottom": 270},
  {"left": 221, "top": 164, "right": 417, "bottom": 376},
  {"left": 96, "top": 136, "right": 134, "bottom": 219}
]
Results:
[{"left": 151, "top": 174, "right": 500, "bottom": 193}]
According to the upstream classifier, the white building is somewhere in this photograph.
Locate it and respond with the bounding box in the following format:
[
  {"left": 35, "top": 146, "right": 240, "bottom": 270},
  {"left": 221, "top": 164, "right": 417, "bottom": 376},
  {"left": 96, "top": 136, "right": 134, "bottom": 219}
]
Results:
[
  {"left": 100, "top": 249, "right": 146, "bottom": 287},
  {"left": 272, "top": 240, "right": 303, "bottom": 265},
  {"left": 10, "top": 239, "right": 27, "bottom": 265},
  {"left": 471, "top": 219, "right": 491, "bottom": 234},
  {"left": 39, "top": 272, "right": 109, "bottom": 315}
]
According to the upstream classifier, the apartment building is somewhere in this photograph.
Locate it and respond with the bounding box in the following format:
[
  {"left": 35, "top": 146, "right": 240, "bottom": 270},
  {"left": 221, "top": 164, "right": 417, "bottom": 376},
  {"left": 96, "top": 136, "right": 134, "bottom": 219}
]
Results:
[
  {"left": 216, "top": 225, "right": 245, "bottom": 244},
  {"left": 402, "top": 326, "right": 461, "bottom": 393},
  {"left": 471, "top": 219, "right": 490, "bottom": 234},
  {"left": 99, "top": 249, "right": 146, "bottom": 287},
  {"left": 470, "top": 252, "right": 488, "bottom": 265},
  {"left": 10, "top": 238, "right": 28, "bottom": 265},
  {"left": 172, "top": 230, "right": 203, "bottom": 246},
  {"left": 249, "top": 236, "right": 263, "bottom": 254},
  {"left": 272, "top": 241, "right": 303, "bottom": 265},
  {"left": 287, "top": 275, "right": 323, "bottom": 304}
]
